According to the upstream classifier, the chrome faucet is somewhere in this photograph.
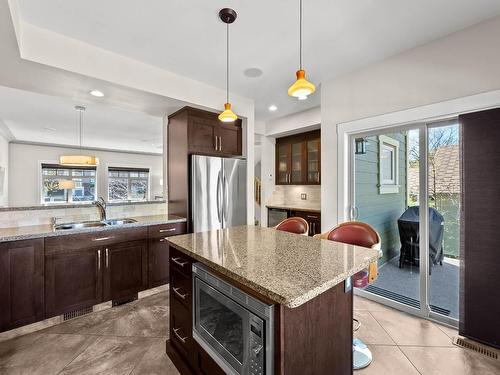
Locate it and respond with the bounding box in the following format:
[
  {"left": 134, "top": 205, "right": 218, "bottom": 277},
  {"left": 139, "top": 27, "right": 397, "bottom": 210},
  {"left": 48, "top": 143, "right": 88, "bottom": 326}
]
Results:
[{"left": 95, "top": 197, "right": 107, "bottom": 221}]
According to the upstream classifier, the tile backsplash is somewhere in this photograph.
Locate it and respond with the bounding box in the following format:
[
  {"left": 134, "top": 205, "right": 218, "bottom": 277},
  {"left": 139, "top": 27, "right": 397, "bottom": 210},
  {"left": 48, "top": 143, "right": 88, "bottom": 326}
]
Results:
[
  {"left": 266, "top": 185, "right": 321, "bottom": 210},
  {"left": 0, "top": 202, "right": 168, "bottom": 229}
]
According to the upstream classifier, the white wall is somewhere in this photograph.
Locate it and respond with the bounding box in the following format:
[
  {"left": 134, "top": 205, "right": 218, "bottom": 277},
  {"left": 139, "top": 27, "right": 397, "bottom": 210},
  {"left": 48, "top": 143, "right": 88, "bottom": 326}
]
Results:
[
  {"left": 8, "top": 143, "right": 163, "bottom": 206},
  {"left": 321, "top": 16, "right": 500, "bottom": 230},
  {"left": 0, "top": 130, "right": 9, "bottom": 206}
]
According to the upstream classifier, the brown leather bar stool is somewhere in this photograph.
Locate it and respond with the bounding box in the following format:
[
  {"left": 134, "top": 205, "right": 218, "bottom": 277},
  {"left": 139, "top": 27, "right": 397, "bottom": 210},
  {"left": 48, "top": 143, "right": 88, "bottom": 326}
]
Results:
[
  {"left": 275, "top": 217, "right": 309, "bottom": 236},
  {"left": 314, "top": 221, "right": 381, "bottom": 370}
]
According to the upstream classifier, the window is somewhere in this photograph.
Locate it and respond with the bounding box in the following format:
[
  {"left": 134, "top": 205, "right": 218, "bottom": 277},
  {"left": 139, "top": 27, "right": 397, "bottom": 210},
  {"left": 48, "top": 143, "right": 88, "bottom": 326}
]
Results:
[
  {"left": 41, "top": 164, "right": 96, "bottom": 204},
  {"left": 378, "top": 135, "right": 400, "bottom": 194},
  {"left": 108, "top": 167, "right": 149, "bottom": 202}
]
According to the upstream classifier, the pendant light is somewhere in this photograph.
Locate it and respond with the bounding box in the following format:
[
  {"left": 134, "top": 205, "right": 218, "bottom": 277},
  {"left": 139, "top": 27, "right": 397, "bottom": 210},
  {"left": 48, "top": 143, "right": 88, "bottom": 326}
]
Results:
[
  {"left": 60, "top": 106, "right": 99, "bottom": 166},
  {"left": 218, "top": 8, "right": 238, "bottom": 123},
  {"left": 288, "top": 0, "right": 315, "bottom": 100}
]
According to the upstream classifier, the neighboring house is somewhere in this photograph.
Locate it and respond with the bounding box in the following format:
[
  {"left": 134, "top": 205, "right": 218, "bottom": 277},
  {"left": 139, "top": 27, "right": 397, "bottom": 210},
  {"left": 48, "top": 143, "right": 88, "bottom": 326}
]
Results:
[
  {"left": 408, "top": 145, "right": 460, "bottom": 258},
  {"left": 355, "top": 132, "right": 408, "bottom": 264}
]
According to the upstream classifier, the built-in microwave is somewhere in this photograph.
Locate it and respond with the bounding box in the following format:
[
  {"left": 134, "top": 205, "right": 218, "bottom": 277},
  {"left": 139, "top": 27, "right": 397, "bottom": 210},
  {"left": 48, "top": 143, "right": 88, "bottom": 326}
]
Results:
[{"left": 192, "top": 263, "right": 274, "bottom": 375}]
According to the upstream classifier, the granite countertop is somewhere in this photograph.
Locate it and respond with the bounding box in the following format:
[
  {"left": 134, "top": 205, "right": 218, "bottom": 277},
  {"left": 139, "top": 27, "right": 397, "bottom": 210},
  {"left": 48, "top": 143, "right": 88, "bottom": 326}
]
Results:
[
  {"left": 266, "top": 204, "right": 321, "bottom": 213},
  {"left": 167, "top": 225, "right": 379, "bottom": 308},
  {"left": 0, "top": 214, "right": 186, "bottom": 243}
]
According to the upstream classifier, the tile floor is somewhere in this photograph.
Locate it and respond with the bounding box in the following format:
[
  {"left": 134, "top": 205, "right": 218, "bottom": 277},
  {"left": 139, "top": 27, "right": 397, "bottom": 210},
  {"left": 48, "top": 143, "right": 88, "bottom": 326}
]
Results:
[{"left": 0, "top": 291, "right": 499, "bottom": 374}]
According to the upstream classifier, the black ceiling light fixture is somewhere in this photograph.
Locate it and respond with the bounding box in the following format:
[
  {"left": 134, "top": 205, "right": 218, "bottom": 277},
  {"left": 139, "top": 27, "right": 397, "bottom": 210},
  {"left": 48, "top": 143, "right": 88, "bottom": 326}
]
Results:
[{"left": 218, "top": 8, "right": 238, "bottom": 123}]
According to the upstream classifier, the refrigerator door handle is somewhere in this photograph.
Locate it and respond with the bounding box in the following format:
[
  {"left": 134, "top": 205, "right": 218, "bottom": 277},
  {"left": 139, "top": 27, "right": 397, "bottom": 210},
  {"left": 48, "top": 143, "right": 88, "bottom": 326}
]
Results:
[
  {"left": 216, "top": 171, "right": 222, "bottom": 224},
  {"left": 223, "top": 174, "right": 229, "bottom": 222}
]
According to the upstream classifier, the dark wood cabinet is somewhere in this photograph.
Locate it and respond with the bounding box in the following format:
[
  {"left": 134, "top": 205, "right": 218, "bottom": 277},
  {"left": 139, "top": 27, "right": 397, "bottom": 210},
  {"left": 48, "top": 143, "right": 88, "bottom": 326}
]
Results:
[
  {"left": 168, "top": 106, "right": 242, "bottom": 223},
  {"left": 45, "top": 246, "right": 102, "bottom": 318},
  {"left": 276, "top": 130, "right": 320, "bottom": 185},
  {"left": 0, "top": 239, "right": 44, "bottom": 331},
  {"left": 292, "top": 210, "right": 321, "bottom": 236},
  {"left": 103, "top": 240, "right": 148, "bottom": 302},
  {"left": 148, "top": 222, "right": 187, "bottom": 288}
]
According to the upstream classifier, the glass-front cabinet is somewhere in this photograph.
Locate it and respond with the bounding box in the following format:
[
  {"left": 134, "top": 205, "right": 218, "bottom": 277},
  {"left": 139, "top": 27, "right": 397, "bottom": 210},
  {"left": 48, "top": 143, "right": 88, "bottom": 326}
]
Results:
[{"left": 275, "top": 130, "right": 320, "bottom": 185}]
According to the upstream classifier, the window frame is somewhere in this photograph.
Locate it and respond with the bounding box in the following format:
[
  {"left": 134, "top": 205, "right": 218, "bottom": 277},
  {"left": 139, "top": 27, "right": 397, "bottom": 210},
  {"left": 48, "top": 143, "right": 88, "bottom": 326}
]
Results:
[
  {"left": 106, "top": 165, "right": 151, "bottom": 202},
  {"left": 39, "top": 162, "right": 97, "bottom": 205},
  {"left": 378, "top": 135, "right": 400, "bottom": 194}
]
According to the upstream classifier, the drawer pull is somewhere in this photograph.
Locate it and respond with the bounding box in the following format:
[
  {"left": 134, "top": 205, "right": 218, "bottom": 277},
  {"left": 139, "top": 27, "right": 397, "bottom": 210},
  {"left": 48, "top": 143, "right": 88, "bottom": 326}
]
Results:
[
  {"left": 159, "top": 228, "right": 176, "bottom": 233},
  {"left": 307, "top": 215, "right": 318, "bottom": 219},
  {"left": 173, "top": 327, "right": 188, "bottom": 343},
  {"left": 171, "top": 257, "right": 188, "bottom": 267},
  {"left": 172, "top": 287, "right": 188, "bottom": 300},
  {"left": 93, "top": 236, "right": 114, "bottom": 242},
  {"left": 159, "top": 237, "right": 169, "bottom": 242}
]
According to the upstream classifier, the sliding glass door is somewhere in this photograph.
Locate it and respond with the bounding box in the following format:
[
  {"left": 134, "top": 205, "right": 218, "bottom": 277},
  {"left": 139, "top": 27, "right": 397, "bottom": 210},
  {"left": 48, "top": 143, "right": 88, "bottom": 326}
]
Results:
[{"left": 349, "top": 120, "right": 460, "bottom": 325}]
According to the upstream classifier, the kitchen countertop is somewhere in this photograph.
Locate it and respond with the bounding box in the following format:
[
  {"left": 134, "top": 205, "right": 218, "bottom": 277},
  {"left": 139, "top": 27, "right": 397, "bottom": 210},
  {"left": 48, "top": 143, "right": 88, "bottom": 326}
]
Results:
[
  {"left": 167, "top": 225, "right": 379, "bottom": 308},
  {"left": 0, "top": 214, "right": 186, "bottom": 243},
  {"left": 266, "top": 204, "right": 321, "bottom": 213}
]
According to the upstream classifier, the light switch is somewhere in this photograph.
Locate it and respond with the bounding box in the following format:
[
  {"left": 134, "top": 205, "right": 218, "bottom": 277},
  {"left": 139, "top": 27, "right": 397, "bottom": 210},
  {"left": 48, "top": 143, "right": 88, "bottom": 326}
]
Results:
[{"left": 301, "top": 193, "right": 307, "bottom": 200}]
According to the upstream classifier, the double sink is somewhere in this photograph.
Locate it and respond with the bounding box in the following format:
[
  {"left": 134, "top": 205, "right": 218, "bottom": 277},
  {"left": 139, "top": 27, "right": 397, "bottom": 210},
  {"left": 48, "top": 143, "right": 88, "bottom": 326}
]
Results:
[{"left": 54, "top": 218, "right": 137, "bottom": 231}]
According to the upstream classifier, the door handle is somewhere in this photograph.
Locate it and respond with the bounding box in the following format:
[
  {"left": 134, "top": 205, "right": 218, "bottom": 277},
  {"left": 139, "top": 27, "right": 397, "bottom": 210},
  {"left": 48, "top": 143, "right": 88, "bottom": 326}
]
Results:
[
  {"left": 159, "top": 228, "right": 176, "bottom": 233},
  {"left": 223, "top": 174, "right": 229, "bottom": 222},
  {"left": 173, "top": 327, "right": 188, "bottom": 343},
  {"left": 216, "top": 170, "right": 222, "bottom": 223},
  {"left": 97, "top": 249, "right": 101, "bottom": 270},
  {"left": 172, "top": 286, "right": 188, "bottom": 300},
  {"left": 105, "top": 248, "right": 109, "bottom": 268},
  {"left": 92, "top": 236, "right": 114, "bottom": 242},
  {"left": 171, "top": 257, "right": 188, "bottom": 267}
]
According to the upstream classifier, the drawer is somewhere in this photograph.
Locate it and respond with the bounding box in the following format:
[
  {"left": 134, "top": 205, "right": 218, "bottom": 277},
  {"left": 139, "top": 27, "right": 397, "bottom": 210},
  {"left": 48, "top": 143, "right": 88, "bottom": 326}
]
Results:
[
  {"left": 169, "top": 247, "right": 193, "bottom": 277},
  {"left": 171, "top": 268, "right": 192, "bottom": 309},
  {"left": 148, "top": 222, "right": 186, "bottom": 239},
  {"left": 292, "top": 210, "right": 320, "bottom": 221},
  {"left": 170, "top": 297, "right": 193, "bottom": 360},
  {"left": 45, "top": 227, "right": 148, "bottom": 254}
]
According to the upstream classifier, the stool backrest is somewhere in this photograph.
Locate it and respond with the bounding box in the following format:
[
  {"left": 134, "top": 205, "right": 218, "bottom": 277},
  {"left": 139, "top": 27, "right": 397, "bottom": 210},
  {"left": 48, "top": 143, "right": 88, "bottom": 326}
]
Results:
[
  {"left": 315, "top": 221, "right": 381, "bottom": 250},
  {"left": 275, "top": 217, "right": 309, "bottom": 236}
]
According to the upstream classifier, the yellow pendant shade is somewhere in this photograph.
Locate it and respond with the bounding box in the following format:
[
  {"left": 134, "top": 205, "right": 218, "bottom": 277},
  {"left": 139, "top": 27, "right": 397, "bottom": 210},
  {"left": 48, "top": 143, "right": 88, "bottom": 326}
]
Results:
[
  {"left": 218, "top": 103, "right": 238, "bottom": 122},
  {"left": 59, "top": 155, "right": 99, "bottom": 166},
  {"left": 58, "top": 179, "right": 75, "bottom": 190},
  {"left": 288, "top": 69, "right": 315, "bottom": 100}
]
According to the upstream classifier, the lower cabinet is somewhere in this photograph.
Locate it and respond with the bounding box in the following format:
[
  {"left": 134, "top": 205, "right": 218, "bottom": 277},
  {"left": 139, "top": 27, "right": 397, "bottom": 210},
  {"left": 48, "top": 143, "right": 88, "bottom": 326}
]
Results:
[
  {"left": 292, "top": 210, "right": 321, "bottom": 236},
  {"left": 148, "top": 238, "right": 170, "bottom": 288},
  {"left": 45, "top": 247, "right": 103, "bottom": 318},
  {"left": 103, "top": 240, "right": 148, "bottom": 302},
  {"left": 0, "top": 239, "right": 44, "bottom": 331}
]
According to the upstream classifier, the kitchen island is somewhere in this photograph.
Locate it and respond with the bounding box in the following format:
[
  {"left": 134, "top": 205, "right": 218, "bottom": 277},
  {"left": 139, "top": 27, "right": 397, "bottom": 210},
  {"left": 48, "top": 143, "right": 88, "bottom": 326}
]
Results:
[{"left": 166, "top": 225, "right": 379, "bottom": 375}]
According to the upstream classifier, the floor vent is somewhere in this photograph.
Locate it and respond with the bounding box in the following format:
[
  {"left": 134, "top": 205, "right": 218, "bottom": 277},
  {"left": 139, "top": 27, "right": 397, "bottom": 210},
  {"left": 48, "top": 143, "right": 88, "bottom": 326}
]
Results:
[
  {"left": 364, "top": 285, "right": 451, "bottom": 316},
  {"left": 63, "top": 306, "right": 93, "bottom": 321},
  {"left": 453, "top": 337, "right": 499, "bottom": 361}
]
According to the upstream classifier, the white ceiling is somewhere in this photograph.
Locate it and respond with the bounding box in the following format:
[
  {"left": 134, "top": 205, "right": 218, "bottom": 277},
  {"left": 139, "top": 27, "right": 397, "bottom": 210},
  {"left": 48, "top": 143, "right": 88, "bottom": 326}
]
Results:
[
  {"left": 0, "top": 86, "right": 164, "bottom": 154},
  {"left": 16, "top": 0, "right": 500, "bottom": 121}
]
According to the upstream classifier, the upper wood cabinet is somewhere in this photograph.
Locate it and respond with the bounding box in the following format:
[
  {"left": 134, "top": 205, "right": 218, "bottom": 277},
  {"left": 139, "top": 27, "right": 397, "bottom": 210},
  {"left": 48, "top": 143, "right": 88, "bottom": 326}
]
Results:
[
  {"left": 276, "top": 130, "right": 320, "bottom": 185},
  {"left": 0, "top": 239, "right": 44, "bottom": 332}
]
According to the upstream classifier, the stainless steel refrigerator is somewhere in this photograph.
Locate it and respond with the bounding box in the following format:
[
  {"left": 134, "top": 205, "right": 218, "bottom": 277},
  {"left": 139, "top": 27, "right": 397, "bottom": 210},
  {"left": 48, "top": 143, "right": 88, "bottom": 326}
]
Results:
[{"left": 191, "top": 155, "right": 247, "bottom": 232}]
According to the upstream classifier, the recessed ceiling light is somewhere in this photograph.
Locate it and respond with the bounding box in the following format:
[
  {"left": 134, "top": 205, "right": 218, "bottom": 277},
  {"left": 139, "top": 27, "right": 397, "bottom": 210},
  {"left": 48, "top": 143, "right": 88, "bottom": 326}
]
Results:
[
  {"left": 89, "top": 90, "right": 104, "bottom": 97},
  {"left": 44, "top": 126, "right": 57, "bottom": 131},
  {"left": 243, "top": 68, "right": 263, "bottom": 78},
  {"left": 268, "top": 105, "right": 278, "bottom": 112}
]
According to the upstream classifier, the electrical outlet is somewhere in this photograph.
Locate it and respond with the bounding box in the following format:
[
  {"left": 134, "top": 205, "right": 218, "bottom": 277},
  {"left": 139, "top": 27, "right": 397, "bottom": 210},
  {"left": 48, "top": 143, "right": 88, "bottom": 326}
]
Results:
[{"left": 301, "top": 193, "right": 307, "bottom": 200}]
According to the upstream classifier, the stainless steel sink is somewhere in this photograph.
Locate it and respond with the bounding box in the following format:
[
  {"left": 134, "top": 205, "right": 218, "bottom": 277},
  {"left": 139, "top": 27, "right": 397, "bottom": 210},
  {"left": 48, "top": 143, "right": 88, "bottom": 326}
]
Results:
[
  {"left": 103, "top": 218, "right": 138, "bottom": 226},
  {"left": 54, "top": 221, "right": 108, "bottom": 230},
  {"left": 54, "top": 218, "right": 137, "bottom": 230}
]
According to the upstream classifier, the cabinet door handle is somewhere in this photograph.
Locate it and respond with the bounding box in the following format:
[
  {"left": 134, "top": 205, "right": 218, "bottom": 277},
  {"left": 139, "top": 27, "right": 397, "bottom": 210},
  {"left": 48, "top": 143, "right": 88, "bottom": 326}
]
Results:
[
  {"left": 171, "top": 257, "right": 188, "bottom": 267},
  {"left": 159, "top": 237, "right": 169, "bottom": 242},
  {"left": 93, "top": 236, "right": 114, "bottom": 242},
  {"left": 173, "top": 327, "right": 188, "bottom": 343},
  {"left": 172, "top": 286, "right": 188, "bottom": 300},
  {"left": 159, "top": 228, "right": 176, "bottom": 233},
  {"left": 105, "top": 248, "right": 109, "bottom": 268},
  {"left": 219, "top": 136, "right": 222, "bottom": 151},
  {"left": 214, "top": 135, "right": 217, "bottom": 150},
  {"left": 97, "top": 250, "right": 101, "bottom": 270}
]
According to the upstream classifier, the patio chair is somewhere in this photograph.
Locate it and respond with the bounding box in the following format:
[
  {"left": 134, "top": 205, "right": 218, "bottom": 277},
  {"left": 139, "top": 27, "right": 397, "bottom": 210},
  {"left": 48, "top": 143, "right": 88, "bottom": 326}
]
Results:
[
  {"left": 275, "top": 217, "right": 309, "bottom": 236},
  {"left": 314, "top": 221, "right": 381, "bottom": 370}
]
